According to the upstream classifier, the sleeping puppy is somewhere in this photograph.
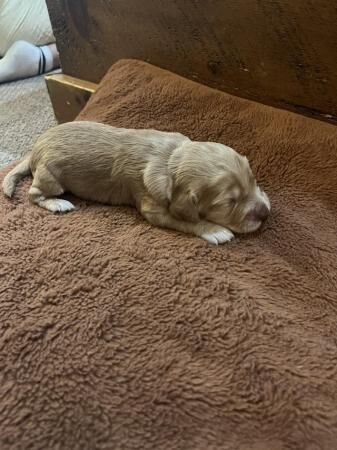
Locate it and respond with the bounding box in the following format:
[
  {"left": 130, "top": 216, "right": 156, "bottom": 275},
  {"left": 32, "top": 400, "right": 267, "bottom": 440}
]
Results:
[{"left": 2, "top": 121, "right": 270, "bottom": 244}]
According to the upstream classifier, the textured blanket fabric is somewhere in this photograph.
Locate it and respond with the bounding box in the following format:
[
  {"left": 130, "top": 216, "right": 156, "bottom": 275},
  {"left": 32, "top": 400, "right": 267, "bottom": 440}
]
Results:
[{"left": 1, "top": 60, "right": 337, "bottom": 450}]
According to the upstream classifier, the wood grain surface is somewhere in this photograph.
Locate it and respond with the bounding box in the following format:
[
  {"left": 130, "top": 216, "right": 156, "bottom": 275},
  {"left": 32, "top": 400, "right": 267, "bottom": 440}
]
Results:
[
  {"left": 46, "top": 0, "right": 337, "bottom": 122},
  {"left": 45, "top": 74, "right": 97, "bottom": 123}
]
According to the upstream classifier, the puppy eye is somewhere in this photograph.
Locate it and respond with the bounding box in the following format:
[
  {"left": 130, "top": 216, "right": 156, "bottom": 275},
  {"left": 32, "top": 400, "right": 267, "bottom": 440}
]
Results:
[{"left": 229, "top": 198, "right": 237, "bottom": 206}]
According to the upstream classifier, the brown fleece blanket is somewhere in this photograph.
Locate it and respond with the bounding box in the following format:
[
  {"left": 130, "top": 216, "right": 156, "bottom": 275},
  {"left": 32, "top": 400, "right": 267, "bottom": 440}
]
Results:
[{"left": 1, "top": 60, "right": 337, "bottom": 450}]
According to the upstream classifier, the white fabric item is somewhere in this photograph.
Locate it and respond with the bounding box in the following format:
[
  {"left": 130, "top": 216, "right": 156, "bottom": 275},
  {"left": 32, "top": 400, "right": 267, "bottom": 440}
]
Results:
[
  {"left": 0, "top": 0, "right": 55, "bottom": 56},
  {"left": 0, "top": 40, "right": 55, "bottom": 83},
  {"left": 39, "top": 44, "right": 54, "bottom": 72}
]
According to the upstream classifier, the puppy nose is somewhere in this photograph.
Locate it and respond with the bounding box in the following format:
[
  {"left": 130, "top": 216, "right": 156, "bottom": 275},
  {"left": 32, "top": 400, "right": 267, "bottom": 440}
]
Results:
[{"left": 254, "top": 203, "right": 270, "bottom": 222}]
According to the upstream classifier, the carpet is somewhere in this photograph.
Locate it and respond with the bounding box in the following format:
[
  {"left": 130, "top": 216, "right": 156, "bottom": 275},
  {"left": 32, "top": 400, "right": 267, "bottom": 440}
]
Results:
[
  {"left": 0, "top": 75, "right": 56, "bottom": 168},
  {"left": 1, "top": 59, "right": 337, "bottom": 450}
]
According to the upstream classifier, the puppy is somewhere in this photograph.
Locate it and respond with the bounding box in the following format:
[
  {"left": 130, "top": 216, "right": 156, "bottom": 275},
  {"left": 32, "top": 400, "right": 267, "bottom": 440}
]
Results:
[{"left": 2, "top": 121, "right": 270, "bottom": 244}]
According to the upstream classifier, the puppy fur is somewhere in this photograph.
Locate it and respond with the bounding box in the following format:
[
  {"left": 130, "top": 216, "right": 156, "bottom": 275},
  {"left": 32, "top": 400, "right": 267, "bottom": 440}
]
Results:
[{"left": 2, "top": 121, "right": 270, "bottom": 244}]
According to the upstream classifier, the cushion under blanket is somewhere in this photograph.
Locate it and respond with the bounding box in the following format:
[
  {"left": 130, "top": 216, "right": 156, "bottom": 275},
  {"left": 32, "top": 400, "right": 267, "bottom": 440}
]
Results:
[{"left": 1, "top": 60, "right": 337, "bottom": 450}]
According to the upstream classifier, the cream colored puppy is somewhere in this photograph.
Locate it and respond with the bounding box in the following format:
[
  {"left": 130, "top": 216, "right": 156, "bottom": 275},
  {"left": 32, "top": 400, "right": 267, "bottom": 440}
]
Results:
[{"left": 2, "top": 121, "right": 270, "bottom": 244}]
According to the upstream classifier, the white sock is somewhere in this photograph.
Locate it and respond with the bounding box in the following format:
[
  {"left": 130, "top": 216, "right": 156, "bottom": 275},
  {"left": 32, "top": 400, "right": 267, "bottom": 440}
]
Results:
[
  {"left": 0, "top": 40, "right": 56, "bottom": 83},
  {"left": 39, "top": 45, "right": 55, "bottom": 73}
]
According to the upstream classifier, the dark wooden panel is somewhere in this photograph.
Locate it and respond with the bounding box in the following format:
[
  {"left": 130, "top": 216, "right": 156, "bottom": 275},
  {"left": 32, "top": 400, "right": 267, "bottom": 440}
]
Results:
[
  {"left": 45, "top": 74, "right": 97, "bottom": 123},
  {"left": 46, "top": 0, "right": 337, "bottom": 122}
]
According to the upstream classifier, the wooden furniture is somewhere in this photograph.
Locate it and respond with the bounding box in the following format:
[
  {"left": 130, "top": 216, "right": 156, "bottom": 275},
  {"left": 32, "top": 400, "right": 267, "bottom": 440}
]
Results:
[
  {"left": 45, "top": 74, "right": 97, "bottom": 123},
  {"left": 46, "top": 0, "right": 337, "bottom": 124}
]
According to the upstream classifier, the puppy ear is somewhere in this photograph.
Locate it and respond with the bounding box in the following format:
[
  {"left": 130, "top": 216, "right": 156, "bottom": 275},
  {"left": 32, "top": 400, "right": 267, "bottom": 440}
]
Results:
[
  {"left": 170, "top": 188, "right": 200, "bottom": 223},
  {"left": 143, "top": 160, "right": 173, "bottom": 204}
]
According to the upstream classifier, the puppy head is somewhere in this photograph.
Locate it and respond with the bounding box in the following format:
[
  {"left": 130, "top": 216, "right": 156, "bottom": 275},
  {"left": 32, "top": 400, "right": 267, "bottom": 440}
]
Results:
[{"left": 169, "top": 142, "right": 270, "bottom": 233}]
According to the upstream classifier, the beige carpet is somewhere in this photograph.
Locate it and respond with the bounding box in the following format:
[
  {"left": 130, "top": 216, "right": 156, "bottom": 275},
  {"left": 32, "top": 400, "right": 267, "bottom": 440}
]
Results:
[{"left": 0, "top": 75, "right": 56, "bottom": 167}]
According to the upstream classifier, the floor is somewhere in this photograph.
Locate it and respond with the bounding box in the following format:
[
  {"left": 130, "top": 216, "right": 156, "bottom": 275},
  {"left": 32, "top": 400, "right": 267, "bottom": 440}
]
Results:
[{"left": 0, "top": 75, "right": 56, "bottom": 168}]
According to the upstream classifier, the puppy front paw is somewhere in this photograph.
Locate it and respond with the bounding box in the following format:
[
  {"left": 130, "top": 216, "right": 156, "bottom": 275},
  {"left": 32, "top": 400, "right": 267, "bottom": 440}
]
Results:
[{"left": 200, "top": 226, "right": 234, "bottom": 245}]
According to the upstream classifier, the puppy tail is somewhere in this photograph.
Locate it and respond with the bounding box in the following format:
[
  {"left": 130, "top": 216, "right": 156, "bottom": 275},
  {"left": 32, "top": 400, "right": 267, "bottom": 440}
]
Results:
[{"left": 2, "top": 153, "right": 31, "bottom": 198}]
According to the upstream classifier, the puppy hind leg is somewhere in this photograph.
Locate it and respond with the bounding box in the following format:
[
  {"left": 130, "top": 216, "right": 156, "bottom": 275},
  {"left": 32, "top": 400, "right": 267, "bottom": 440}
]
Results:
[
  {"left": 29, "top": 166, "right": 75, "bottom": 213},
  {"left": 29, "top": 186, "right": 75, "bottom": 213}
]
